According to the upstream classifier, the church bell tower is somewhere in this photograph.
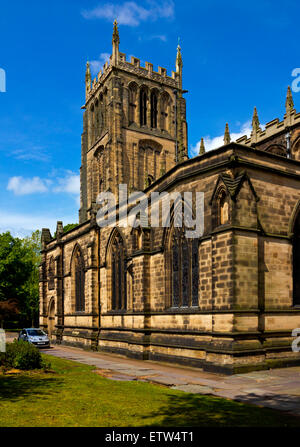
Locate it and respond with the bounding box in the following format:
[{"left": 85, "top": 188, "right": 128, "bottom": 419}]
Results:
[{"left": 79, "top": 21, "right": 188, "bottom": 224}]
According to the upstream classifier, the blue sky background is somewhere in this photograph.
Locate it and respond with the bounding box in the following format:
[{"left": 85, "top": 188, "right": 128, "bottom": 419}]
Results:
[{"left": 1, "top": 0, "right": 300, "bottom": 237}]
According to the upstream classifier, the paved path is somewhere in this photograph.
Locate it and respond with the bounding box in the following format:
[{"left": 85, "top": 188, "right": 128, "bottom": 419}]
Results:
[{"left": 6, "top": 332, "right": 300, "bottom": 416}]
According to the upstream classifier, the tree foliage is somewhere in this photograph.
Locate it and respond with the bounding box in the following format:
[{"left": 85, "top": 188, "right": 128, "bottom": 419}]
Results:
[
  {"left": 20, "top": 230, "right": 41, "bottom": 326},
  {"left": 0, "top": 231, "right": 41, "bottom": 327},
  {"left": 63, "top": 223, "right": 78, "bottom": 233},
  {"left": 54, "top": 223, "right": 77, "bottom": 238}
]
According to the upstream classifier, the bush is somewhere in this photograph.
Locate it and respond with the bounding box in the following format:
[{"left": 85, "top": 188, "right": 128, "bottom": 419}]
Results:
[{"left": 1, "top": 340, "right": 47, "bottom": 370}]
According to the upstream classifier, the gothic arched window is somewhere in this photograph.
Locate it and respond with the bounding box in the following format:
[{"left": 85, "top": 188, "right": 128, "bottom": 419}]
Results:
[
  {"left": 292, "top": 138, "right": 300, "bottom": 161},
  {"left": 74, "top": 248, "right": 85, "bottom": 312},
  {"left": 140, "top": 89, "right": 147, "bottom": 126},
  {"left": 170, "top": 227, "right": 199, "bottom": 308},
  {"left": 219, "top": 190, "right": 229, "bottom": 225},
  {"left": 151, "top": 91, "right": 158, "bottom": 128},
  {"left": 293, "top": 211, "right": 300, "bottom": 306},
  {"left": 265, "top": 145, "right": 286, "bottom": 157},
  {"left": 48, "top": 257, "right": 55, "bottom": 291},
  {"left": 111, "top": 233, "right": 127, "bottom": 310}
]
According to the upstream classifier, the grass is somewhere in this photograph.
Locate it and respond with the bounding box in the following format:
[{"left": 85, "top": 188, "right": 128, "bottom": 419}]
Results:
[{"left": 0, "top": 354, "right": 300, "bottom": 427}]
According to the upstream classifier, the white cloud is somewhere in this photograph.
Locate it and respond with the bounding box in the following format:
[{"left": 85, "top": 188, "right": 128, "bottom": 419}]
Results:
[
  {"left": 7, "top": 176, "right": 50, "bottom": 196},
  {"left": 190, "top": 121, "right": 256, "bottom": 157},
  {"left": 0, "top": 212, "right": 78, "bottom": 237},
  {"left": 149, "top": 34, "right": 167, "bottom": 42},
  {"left": 7, "top": 171, "right": 80, "bottom": 198},
  {"left": 11, "top": 146, "right": 50, "bottom": 163},
  {"left": 82, "top": 1, "right": 174, "bottom": 26},
  {"left": 90, "top": 53, "right": 111, "bottom": 76},
  {"left": 53, "top": 171, "right": 80, "bottom": 195}
]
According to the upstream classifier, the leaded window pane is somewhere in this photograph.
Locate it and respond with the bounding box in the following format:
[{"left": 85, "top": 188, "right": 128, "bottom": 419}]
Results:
[
  {"left": 112, "top": 254, "right": 116, "bottom": 310},
  {"left": 192, "top": 239, "right": 199, "bottom": 307},
  {"left": 75, "top": 252, "right": 85, "bottom": 312},
  {"left": 170, "top": 225, "right": 200, "bottom": 308},
  {"left": 172, "top": 241, "right": 180, "bottom": 307},
  {"left": 118, "top": 256, "right": 122, "bottom": 310},
  {"left": 123, "top": 262, "right": 127, "bottom": 310},
  {"left": 111, "top": 235, "right": 127, "bottom": 311},
  {"left": 48, "top": 258, "right": 55, "bottom": 291},
  {"left": 182, "top": 240, "right": 189, "bottom": 307}
]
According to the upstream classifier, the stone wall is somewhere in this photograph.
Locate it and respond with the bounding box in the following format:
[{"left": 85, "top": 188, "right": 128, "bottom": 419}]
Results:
[{"left": 40, "top": 141, "right": 300, "bottom": 374}]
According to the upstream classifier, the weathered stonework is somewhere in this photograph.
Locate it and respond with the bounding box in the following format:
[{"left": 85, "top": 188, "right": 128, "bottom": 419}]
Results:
[{"left": 39, "top": 23, "right": 300, "bottom": 374}]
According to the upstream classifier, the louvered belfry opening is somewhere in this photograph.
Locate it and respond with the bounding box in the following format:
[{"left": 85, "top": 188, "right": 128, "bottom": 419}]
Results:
[
  {"left": 140, "top": 89, "right": 147, "bottom": 126},
  {"left": 151, "top": 91, "right": 158, "bottom": 128}
]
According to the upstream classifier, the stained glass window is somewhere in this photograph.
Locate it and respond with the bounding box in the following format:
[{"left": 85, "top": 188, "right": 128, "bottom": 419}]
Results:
[
  {"left": 172, "top": 238, "right": 180, "bottom": 307},
  {"left": 192, "top": 239, "right": 199, "bottom": 307},
  {"left": 112, "top": 251, "right": 116, "bottom": 310},
  {"left": 75, "top": 250, "right": 85, "bottom": 312},
  {"left": 171, "top": 227, "right": 199, "bottom": 308},
  {"left": 182, "top": 239, "right": 189, "bottom": 307},
  {"left": 293, "top": 213, "right": 300, "bottom": 306},
  {"left": 48, "top": 257, "right": 55, "bottom": 291},
  {"left": 111, "top": 234, "right": 127, "bottom": 310}
]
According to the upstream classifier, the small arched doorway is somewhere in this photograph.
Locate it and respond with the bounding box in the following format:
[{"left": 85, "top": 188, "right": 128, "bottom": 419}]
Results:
[
  {"left": 293, "top": 212, "right": 300, "bottom": 306},
  {"left": 48, "top": 299, "right": 55, "bottom": 338}
]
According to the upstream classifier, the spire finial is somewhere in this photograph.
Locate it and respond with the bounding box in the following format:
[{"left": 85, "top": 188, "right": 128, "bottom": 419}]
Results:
[
  {"left": 252, "top": 106, "right": 261, "bottom": 132},
  {"left": 286, "top": 86, "right": 295, "bottom": 115},
  {"left": 112, "top": 19, "right": 120, "bottom": 65},
  {"left": 112, "top": 19, "right": 120, "bottom": 45},
  {"left": 224, "top": 123, "right": 231, "bottom": 145},
  {"left": 199, "top": 138, "right": 205, "bottom": 155},
  {"left": 85, "top": 61, "right": 91, "bottom": 92},
  {"left": 176, "top": 40, "right": 182, "bottom": 72}
]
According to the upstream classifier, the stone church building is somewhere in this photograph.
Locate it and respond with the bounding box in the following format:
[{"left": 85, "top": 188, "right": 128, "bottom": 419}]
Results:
[{"left": 40, "top": 22, "right": 300, "bottom": 373}]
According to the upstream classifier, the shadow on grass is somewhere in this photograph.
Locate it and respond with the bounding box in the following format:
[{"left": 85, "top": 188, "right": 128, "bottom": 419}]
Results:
[
  {"left": 0, "top": 374, "right": 63, "bottom": 402},
  {"left": 142, "top": 393, "right": 300, "bottom": 427},
  {"left": 234, "top": 392, "right": 300, "bottom": 416}
]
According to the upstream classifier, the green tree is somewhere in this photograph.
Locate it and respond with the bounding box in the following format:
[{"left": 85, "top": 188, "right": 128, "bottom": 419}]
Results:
[
  {"left": 0, "top": 231, "right": 41, "bottom": 327},
  {"left": 0, "top": 232, "right": 32, "bottom": 302},
  {"left": 54, "top": 223, "right": 77, "bottom": 238},
  {"left": 62, "top": 223, "right": 78, "bottom": 233},
  {"left": 21, "top": 230, "right": 41, "bottom": 327},
  {"left": 0, "top": 232, "right": 33, "bottom": 327}
]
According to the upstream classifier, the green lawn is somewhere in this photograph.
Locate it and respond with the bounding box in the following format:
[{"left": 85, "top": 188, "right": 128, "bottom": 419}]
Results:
[{"left": 0, "top": 354, "right": 299, "bottom": 427}]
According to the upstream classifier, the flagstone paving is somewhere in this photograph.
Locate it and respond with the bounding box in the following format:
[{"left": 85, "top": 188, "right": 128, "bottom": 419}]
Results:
[{"left": 5, "top": 332, "right": 300, "bottom": 416}]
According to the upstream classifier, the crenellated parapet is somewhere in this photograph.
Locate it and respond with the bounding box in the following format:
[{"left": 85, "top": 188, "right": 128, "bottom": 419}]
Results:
[
  {"left": 85, "top": 20, "right": 183, "bottom": 105},
  {"left": 236, "top": 111, "right": 300, "bottom": 146},
  {"left": 85, "top": 54, "right": 181, "bottom": 104},
  {"left": 233, "top": 87, "right": 300, "bottom": 158}
]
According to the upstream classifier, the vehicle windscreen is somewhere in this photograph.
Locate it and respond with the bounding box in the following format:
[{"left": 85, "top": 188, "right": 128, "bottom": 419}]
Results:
[{"left": 27, "top": 330, "right": 46, "bottom": 336}]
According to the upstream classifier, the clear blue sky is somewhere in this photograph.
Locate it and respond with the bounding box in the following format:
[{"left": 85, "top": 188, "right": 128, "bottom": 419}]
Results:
[{"left": 1, "top": 0, "right": 300, "bottom": 236}]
